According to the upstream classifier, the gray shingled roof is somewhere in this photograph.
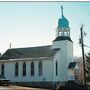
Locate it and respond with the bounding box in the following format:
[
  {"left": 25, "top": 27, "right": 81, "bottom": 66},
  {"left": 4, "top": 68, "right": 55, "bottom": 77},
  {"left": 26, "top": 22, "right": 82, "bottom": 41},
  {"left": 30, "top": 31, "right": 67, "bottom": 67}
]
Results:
[{"left": 0, "top": 45, "right": 57, "bottom": 60}]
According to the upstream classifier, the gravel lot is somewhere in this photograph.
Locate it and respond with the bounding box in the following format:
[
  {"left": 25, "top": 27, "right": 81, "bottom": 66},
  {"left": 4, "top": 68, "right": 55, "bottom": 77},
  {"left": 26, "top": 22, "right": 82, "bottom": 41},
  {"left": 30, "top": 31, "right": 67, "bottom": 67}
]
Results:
[{"left": 0, "top": 85, "right": 50, "bottom": 90}]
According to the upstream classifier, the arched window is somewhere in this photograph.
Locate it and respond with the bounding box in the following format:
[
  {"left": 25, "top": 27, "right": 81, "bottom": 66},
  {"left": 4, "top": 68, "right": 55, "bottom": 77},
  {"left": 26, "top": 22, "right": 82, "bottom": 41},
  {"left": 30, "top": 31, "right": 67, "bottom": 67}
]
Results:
[
  {"left": 23, "top": 62, "right": 26, "bottom": 76},
  {"left": 15, "top": 63, "right": 18, "bottom": 76},
  {"left": 59, "top": 31, "right": 62, "bottom": 36},
  {"left": 64, "top": 31, "right": 68, "bottom": 36},
  {"left": 56, "top": 61, "right": 58, "bottom": 76},
  {"left": 38, "top": 61, "right": 42, "bottom": 76},
  {"left": 1, "top": 64, "right": 4, "bottom": 76},
  {"left": 31, "top": 62, "right": 34, "bottom": 76}
]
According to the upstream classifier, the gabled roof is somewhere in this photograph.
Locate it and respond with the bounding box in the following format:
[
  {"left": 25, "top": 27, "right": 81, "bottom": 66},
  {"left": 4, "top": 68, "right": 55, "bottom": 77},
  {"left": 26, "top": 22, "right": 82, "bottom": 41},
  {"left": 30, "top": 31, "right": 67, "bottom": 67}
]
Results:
[
  {"left": 68, "top": 62, "right": 77, "bottom": 69},
  {"left": 53, "top": 36, "right": 73, "bottom": 42},
  {"left": 0, "top": 45, "right": 57, "bottom": 60}
]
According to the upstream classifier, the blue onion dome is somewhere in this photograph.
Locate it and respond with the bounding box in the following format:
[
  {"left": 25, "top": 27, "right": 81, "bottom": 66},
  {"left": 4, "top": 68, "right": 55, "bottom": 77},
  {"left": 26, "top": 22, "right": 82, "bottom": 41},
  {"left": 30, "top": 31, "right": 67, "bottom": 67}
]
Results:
[{"left": 58, "top": 15, "right": 69, "bottom": 28}]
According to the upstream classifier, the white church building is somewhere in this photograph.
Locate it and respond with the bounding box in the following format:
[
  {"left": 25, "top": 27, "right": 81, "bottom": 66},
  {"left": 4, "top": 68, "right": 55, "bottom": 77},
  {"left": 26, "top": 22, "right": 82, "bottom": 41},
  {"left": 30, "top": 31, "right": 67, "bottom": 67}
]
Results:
[{"left": 0, "top": 6, "right": 77, "bottom": 88}]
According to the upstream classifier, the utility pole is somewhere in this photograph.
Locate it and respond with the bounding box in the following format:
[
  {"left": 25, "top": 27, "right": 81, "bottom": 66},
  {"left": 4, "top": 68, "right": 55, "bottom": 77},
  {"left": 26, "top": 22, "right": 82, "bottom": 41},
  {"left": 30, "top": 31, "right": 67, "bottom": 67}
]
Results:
[{"left": 80, "top": 25, "right": 86, "bottom": 85}]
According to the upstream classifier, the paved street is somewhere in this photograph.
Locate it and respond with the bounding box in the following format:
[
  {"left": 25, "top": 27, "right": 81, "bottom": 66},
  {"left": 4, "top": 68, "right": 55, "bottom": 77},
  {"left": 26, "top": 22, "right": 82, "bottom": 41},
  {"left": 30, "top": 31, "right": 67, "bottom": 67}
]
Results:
[{"left": 0, "top": 85, "right": 50, "bottom": 90}]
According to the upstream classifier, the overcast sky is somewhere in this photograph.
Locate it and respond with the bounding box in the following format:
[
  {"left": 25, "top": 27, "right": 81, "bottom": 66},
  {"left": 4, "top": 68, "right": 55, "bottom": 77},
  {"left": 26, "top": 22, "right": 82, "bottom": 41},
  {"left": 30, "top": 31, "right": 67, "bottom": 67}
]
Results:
[{"left": 0, "top": 2, "right": 90, "bottom": 57}]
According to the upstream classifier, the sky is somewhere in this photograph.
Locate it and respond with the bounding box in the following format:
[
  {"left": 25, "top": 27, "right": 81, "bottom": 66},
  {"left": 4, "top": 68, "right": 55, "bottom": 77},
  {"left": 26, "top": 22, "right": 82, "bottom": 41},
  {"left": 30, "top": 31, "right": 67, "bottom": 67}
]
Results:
[{"left": 0, "top": 2, "right": 90, "bottom": 57}]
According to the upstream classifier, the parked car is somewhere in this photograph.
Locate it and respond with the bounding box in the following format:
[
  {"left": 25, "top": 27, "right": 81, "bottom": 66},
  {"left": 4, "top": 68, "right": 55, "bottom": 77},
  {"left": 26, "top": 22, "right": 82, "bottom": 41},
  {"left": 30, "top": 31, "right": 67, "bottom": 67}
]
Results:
[{"left": 0, "top": 75, "right": 10, "bottom": 86}]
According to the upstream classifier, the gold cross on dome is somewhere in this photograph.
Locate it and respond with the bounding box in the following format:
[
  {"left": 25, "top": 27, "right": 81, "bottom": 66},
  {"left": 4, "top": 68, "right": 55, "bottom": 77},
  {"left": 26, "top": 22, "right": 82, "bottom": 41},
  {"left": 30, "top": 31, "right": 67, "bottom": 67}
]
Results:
[{"left": 61, "top": 5, "right": 63, "bottom": 16}]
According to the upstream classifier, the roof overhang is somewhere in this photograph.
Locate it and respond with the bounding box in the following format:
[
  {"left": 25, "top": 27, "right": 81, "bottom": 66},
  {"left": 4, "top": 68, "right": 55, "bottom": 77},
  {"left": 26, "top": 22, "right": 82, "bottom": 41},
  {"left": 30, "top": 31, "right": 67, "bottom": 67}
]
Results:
[
  {"left": 0, "top": 57, "right": 52, "bottom": 62},
  {"left": 68, "top": 62, "right": 77, "bottom": 69}
]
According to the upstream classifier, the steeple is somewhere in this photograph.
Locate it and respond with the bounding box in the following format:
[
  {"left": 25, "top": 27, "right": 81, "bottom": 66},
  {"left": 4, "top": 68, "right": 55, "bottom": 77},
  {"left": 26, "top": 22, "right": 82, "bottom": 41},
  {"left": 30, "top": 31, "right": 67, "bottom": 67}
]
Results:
[
  {"left": 61, "top": 5, "right": 63, "bottom": 17},
  {"left": 52, "top": 6, "right": 73, "bottom": 82},
  {"left": 56, "top": 6, "right": 70, "bottom": 38},
  {"left": 58, "top": 6, "right": 69, "bottom": 28}
]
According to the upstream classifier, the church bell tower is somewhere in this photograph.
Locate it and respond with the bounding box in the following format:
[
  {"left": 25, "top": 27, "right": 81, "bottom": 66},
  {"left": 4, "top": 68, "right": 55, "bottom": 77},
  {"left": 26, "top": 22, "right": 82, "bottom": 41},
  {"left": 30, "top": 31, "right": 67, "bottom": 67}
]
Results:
[
  {"left": 52, "top": 5, "right": 72, "bottom": 50},
  {"left": 52, "top": 6, "right": 73, "bottom": 81},
  {"left": 56, "top": 6, "right": 70, "bottom": 38}
]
